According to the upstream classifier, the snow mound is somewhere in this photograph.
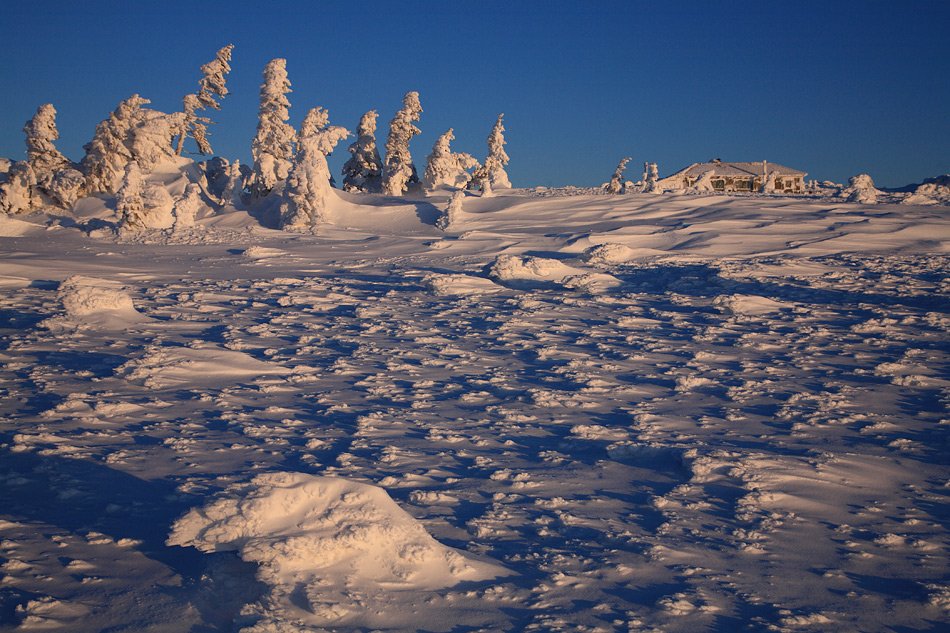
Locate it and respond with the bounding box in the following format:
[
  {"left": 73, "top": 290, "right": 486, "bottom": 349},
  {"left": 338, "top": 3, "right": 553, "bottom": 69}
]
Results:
[
  {"left": 424, "top": 273, "right": 504, "bottom": 295},
  {"left": 40, "top": 276, "right": 145, "bottom": 330},
  {"left": 714, "top": 294, "right": 792, "bottom": 315},
  {"left": 0, "top": 215, "right": 42, "bottom": 237},
  {"left": 584, "top": 242, "right": 637, "bottom": 265},
  {"left": 489, "top": 254, "right": 620, "bottom": 291},
  {"left": 168, "top": 472, "right": 507, "bottom": 628},
  {"left": 118, "top": 343, "right": 292, "bottom": 388}
]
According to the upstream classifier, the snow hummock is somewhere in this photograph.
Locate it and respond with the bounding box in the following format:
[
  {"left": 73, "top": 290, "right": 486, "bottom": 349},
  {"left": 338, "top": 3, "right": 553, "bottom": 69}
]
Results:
[
  {"left": 39, "top": 275, "right": 145, "bottom": 329},
  {"left": 168, "top": 472, "right": 508, "bottom": 629},
  {"left": 488, "top": 254, "right": 620, "bottom": 291}
]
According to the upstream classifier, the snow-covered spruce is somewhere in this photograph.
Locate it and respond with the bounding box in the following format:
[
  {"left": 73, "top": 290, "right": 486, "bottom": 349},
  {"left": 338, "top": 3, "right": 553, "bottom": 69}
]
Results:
[
  {"left": 82, "top": 95, "right": 148, "bottom": 195},
  {"left": 761, "top": 170, "right": 777, "bottom": 193},
  {"left": 381, "top": 91, "right": 422, "bottom": 196},
  {"left": 279, "top": 107, "right": 349, "bottom": 232},
  {"left": 436, "top": 189, "right": 466, "bottom": 230},
  {"left": 468, "top": 159, "right": 493, "bottom": 197},
  {"left": 605, "top": 157, "right": 631, "bottom": 194},
  {"left": 176, "top": 44, "right": 233, "bottom": 156},
  {"left": 116, "top": 162, "right": 147, "bottom": 233},
  {"left": 642, "top": 161, "right": 659, "bottom": 192},
  {"left": 250, "top": 58, "right": 295, "bottom": 198},
  {"left": 423, "top": 128, "right": 478, "bottom": 190},
  {"left": 221, "top": 159, "right": 247, "bottom": 208},
  {"left": 484, "top": 113, "right": 511, "bottom": 189},
  {"left": 21, "top": 102, "right": 85, "bottom": 209},
  {"left": 341, "top": 110, "right": 383, "bottom": 193}
]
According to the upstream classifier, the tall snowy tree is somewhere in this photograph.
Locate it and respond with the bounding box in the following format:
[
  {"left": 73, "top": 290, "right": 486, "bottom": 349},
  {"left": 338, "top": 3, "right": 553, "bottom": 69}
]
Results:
[
  {"left": 341, "top": 110, "right": 383, "bottom": 193},
  {"left": 251, "top": 58, "right": 295, "bottom": 197},
  {"left": 605, "top": 157, "right": 631, "bottom": 194},
  {"left": 24, "top": 104, "right": 70, "bottom": 182},
  {"left": 381, "top": 91, "right": 423, "bottom": 196},
  {"left": 176, "top": 44, "right": 234, "bottom": 156},
  {"left": 423, "top": 129, "right": 478, "bottom": 190},
  {"left": 642, "top": 162, "right": 659, "bottom": 192},
  {"left": 484, "top": 113, "right": 511, "bottom": 189},
  {"left": 279, "top": 107, "right": 349, "bottom": 232},
  {"left": 173, "top": 182, "right": 203, "bottom": 230},
  {"left": 82, "top": 95, "right": 149, "bottom": 194}
]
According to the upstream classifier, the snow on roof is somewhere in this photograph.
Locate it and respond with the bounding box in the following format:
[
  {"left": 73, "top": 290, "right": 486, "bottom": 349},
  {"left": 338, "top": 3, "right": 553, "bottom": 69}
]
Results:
[{"left": 671, "top": 160, "right": 807, "bottom": 178}]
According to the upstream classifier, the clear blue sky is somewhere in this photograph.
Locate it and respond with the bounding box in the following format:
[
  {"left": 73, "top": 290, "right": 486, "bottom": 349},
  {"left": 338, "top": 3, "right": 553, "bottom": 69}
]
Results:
[{"left": 1, "top": 0, "right": 947, "bottom": 188}]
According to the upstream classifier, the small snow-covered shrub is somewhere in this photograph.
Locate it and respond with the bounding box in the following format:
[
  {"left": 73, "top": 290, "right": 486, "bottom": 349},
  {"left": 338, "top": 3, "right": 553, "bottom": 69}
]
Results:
[
  {"left": 58, "top": 276, "right": 138, "bottom": 317},
  {"left": 436, "top": 190, "right": 465, "bottom": 231},
  {"left": 841, "top": 173, "right": 880, "bottom": 204}
]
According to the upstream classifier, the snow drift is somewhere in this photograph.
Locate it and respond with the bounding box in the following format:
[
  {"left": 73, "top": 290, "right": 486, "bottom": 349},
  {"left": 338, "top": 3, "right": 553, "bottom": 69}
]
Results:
[{"left": 168, "top": 472, "right": 508, "bottom": 629}]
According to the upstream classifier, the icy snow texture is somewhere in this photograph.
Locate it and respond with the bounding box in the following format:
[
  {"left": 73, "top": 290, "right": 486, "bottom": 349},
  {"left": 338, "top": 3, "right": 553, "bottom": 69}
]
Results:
[{"left": 168, "top": 473, "right": 507, "bottom": 629}]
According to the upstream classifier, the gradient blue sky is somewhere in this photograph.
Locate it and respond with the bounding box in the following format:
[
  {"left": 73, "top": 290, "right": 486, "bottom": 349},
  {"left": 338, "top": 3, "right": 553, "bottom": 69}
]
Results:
[{"left": 1, "top": 0, "right": 947, "bottom": 188}]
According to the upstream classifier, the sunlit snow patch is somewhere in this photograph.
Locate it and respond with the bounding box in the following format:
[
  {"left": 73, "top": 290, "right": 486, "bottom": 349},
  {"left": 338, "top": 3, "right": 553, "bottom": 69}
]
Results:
[
  {"left": 242, "top": 246, "right": 288, "bottom": 259},
  {"left": 168, "top": 472, "right": 508, "bottom": 629},
  {"left": 0, "top": 215, "right": 43, "bottom": 237}
]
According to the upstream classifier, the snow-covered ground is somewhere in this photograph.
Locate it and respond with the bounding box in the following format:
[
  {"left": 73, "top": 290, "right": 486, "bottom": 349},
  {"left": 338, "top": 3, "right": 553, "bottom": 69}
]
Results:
[{"left": 1, "top": 187, "right": 948, "bottom": 632}]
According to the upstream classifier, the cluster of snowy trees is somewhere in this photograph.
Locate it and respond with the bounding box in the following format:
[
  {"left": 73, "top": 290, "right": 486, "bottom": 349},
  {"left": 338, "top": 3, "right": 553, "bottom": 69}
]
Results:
[
  {"left": 1, "top": 45, "right": 513, "bottom": 235},
  {"left": 602, "top": 158, "right": 659, "bottom": 195}
]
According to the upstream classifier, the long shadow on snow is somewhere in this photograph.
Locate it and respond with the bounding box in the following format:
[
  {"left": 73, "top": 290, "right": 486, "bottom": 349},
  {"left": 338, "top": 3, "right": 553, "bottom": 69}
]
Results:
[{"left": 0, "top": 439, "right": 266, "bottom": 631}]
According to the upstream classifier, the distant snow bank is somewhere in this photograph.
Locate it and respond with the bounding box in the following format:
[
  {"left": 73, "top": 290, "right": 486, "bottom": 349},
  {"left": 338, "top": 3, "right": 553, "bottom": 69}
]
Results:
[{"left": 168, "top": 472, "right": 508, "bottom": 628}]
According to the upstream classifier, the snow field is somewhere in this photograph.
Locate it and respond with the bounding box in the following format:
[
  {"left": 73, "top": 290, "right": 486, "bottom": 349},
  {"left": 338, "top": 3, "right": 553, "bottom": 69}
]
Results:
[{"left": 0, "top": 190, "right": 947, "bottom": 631}]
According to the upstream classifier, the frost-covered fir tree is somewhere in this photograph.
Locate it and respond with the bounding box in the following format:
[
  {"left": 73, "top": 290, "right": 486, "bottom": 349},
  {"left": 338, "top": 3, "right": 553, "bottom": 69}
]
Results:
[
  {"left": 176, "top": 45, "right": 233, "bottom": 156},
  {"left": 761, "top": 170, "right": 777, "bottom": 194},
  {"left": 484, "top": 113, "right": 511, "bottom": 189},
  {"left": 382, "top": 91, "right": 423, "bottom": 196},
  {"left": 82, "top": 95, "right": 149, "bottom": 194},
  {"left": 841, "top": 173, "right": 880, "bottom": 204},
  {"left": 251, "top": 58, "right": 295, "bottom": 197},
  {"left": 436, "top": 190, "right": 466, "bottom": 231},
  {"left": 642, "top": 162, "right": 659, "bottom": 193},
  {"left": 0, "top": 162, "right": 36, "bottom": 215},
  {"left": 24, "top": 104, "right": 70, "bottom": 182},
  {"left": 341, "top": 110, "right": 383, "bottom": 193},
  {"left": 173, "top": 183, "right": 203, "bottom": 230},
  {"left": 279, "top": 107, "right": 349, "bottom": 232},
  {"left": 606, "top": 157, "right": 631, "bottom": 194},
  {"left": 116, "top": 162, "right": 147, "bottom": 233},
  {"left": 423, "top": 129, "right": 478, "bottom": 190},
  {"left": 469, "top": 160, "right": 493, "bottom": 197}
]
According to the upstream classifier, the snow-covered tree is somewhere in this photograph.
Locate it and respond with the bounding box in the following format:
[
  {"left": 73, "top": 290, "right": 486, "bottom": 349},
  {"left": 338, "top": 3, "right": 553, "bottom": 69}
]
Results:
[
  {"left": 436, "top": 190, "right": 466, "bottom": 231},
  {"left": 116, "top": 162, "right": 147, "bottom": 233},
  {"left": 469, "top": 160, "right": 493, "bottom": 197},
  {"left": 24, "top": 104, "right": 70, "bottom": 183},
  {"left": 423, "top": 129, "right": 478, "bottom": 190},
  {"left": 251, "top": 58, "right": 295, "bottom": 197},
  {"left": 760, "top": 170, "right": 777, "bottom": 194},
  {"left": 642, "top": 162, "right": 659, "bottom": 193},
  {"left": 342, "top": 110, "right": 383, "bottom": 193},
  {"left": 605, "top": 157, "right": 631, "bottom": 194},
  {"left": 82, "top": 95, "right": 149, "bottom": 194},
  {"left": 174, "top": 183, "right": 203, "bottom": 229},
  {"left": 129, "top": 109, "right": 184, "bottom": 172},
  {"left": 841, "top": 173, "right": 880, "bottom": 204},
  {"left": 46, "top": 168, "right": 86, "bottom": 208},
  {"left": 689, "top": 170, "right": 716, "bottom": 192},
  {"left": 279, "top": 107, "right": 349, "bottom": 232},
  {"left": 176, "top": 45, "right": 234, "bottom": 156},
  {"left": 221, "top": 159, "right": 247, "bottom": 208},
  {"left": 484, "top": 113, "right": 511, "bottom": 189},
  {"left": 0, "top": 162, "right": 36, "bottom": 214},
  {"left": 382, "top": 91, "right": 423, "bottom": 196}
]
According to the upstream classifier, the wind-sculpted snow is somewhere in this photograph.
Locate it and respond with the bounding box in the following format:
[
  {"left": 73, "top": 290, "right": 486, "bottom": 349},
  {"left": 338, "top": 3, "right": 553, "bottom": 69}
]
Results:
[
  {"left": 0, "top": 189, "right": 948, "bottom": 632},
  {"left": 169, "top": 472, "right": 508, "bottom": 630}
]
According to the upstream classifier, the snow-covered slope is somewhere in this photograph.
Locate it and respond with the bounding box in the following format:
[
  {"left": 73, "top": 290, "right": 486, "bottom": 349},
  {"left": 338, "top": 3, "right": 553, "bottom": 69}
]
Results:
[{"left": 0, "top": 183, "right": 947, "bottom": 632}]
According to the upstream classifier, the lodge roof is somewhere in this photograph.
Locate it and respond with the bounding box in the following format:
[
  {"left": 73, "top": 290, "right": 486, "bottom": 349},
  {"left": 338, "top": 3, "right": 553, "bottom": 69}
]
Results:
[{"left": 671, "top": 160, "right": 807, "bottom": 178}]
